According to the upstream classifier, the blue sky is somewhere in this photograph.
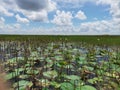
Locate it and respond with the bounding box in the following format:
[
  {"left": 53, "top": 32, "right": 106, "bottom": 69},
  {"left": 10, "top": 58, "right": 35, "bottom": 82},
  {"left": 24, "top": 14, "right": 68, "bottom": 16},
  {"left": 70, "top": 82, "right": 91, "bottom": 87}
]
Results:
[{"left": 0, "top": 0, "right": 120, "bottom": 35}]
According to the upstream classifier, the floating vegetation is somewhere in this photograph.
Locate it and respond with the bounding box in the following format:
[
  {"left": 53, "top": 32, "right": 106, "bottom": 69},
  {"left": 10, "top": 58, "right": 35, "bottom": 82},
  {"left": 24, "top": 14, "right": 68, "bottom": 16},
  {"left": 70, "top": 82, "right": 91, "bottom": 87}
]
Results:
[{"left": 0, "top": 40, "right": 120, "bottom": 90}]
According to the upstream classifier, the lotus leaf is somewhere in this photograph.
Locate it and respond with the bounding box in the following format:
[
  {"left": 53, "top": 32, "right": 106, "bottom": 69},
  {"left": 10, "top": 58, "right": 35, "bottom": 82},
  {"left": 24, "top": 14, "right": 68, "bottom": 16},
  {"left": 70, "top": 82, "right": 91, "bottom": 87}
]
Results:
[
  {"left": 60, "top": 82, "right": 74, "bottom": 90},
  {"left": 76, "top": 85, "right": 96, "bottom": 90},
  {"left": 39, "top": 79, "right": 50, "bottom": 87},
  {"left": 13, "top": 80, "right": 29, "bottom": 89},
  {"left": 5, "top": 72, "right": 19, "bottom": 80},
  {"left": 50, "top": 81, "right": 61, "bottom": 88},
  {"left": 64, "top": 75, "right": 80, "bottom": 80},
  {"left": 43, "top": 70, "right": 58, "bottom": 79}
]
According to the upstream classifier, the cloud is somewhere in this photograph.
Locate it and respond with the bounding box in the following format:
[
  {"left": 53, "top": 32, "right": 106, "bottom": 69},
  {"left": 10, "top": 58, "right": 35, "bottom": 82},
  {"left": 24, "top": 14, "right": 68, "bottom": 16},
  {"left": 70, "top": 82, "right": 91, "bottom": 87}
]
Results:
[
  {"left": 51, "top": 10, "right": 73, "bottom": 26},
  {"left": 0, "top": 21, "right": 119, "bottom": 35},
  {"left": 0, "top": 22, "right": 21, "bottom": 34},
  {"left": 15, "top": 14, "right": 29, "bottom": 23},
  {"left": 47, "top": 0, "right": 57, "bottom": 11},
  {"left": 15, "top": 0, "right": 48, "bottom": 11},
  {"left": 15, "top": 0, "right": 56, "bottom": 12},
  {"left": 75, "top": 10, "right": 87, "bottom": 20},
  {"left": 21, "top": 10, "right": 48, "bottom": 22},
  {"left": 0, "top": 17, "right": 5, "bottom": 22},
  {"left": 0, "top": 17, "right": 5, "bottom": 29},
  {"left": 0, "top": 0, "right": 119, "bottom": 35},
  {"left": 0, "top": 6, "right": 14, "bottom": 16},
  {"left": 79, "top": 19, "right": 120, "bottom": 34},
  {"left": 80, "top": 20, "right": 110, "bottom": 32},
  {"left": 97, "top": 0, "right": 120, "bottom": 19},
  {"left": 0, "top": 0, "right": 56, "bottom": 22},
  {"left": 0, "top": 16, "right": 21, "bottom": 33},
  {"left": 50, "top": 17, "right": 119, "bottom": 35},
  {"left": 94, "top": 0, "right": 120, "bottom": 34},
  {"left": 15, "top": 0, "right": 56, "bottom": 22}
]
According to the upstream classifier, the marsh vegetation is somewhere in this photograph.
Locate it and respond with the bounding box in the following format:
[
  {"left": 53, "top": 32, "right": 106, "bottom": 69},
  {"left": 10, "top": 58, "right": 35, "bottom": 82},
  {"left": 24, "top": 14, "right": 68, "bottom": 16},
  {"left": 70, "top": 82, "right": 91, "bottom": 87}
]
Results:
[{"left": 0, "top": 35, "right": 120, "bottom": 90}]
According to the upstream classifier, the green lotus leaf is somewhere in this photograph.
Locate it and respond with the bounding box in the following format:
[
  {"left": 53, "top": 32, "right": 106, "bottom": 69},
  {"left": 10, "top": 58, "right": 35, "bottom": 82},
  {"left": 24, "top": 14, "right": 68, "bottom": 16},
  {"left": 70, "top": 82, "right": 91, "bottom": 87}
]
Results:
[
  {"left": 19, "top": 80, "right": 29, "bottom": 86},
  {"left": 50, "top": 81, "right": 61, "bottom": 88},
  {"left": 87, "top": 79, "right": 95, "bottom": 84},
  {"left": 60, "top": 82, "right": 74, "bottom": 90},
  {"left": 94, "top": 77, "right": 103, "bottom": 82},
  {"left": 88, "top": 77, "right": 103, "bottom": 84},
  {"left": 76, "top": 56, "right": 86, "bottom": 64},
  {"left": 7, "top": 57, "right": 24, "bottom": 64},
  {"left": 13, "top": 80, "right": 29, "bottom": 89},
  {"left": 30, "top": 51, "right": 38, "bottom": 57},
  {"left": 34, "top": 70, "right": 39, "bottom": 74},
  {"left": 26, "top": 69, "right": 39, "bottom": 75},
  {"left": 19, "top": 75, "right": 29, "bottom": 79},
  {"left": 69, "top": 80, "right": 84, "bottom": 86},
  {"left": 7, "top": 58, "right": 16, "bottom": 64},
  {"left": 64, "top": 75, "right": 80, "bottom": 80},
  {"left": 87, "top": 66, "right": 94, "bottom": 71},
  {"left": 96, "top": 70, "right": 104, "bottom": 75},
  {"left": 111, "top": 64, "right": 119, "bottom": 70},
  {"left": 15, "top": 68, "right": 24, "bottom": 73},
  {"left": 43, "top": 70, "right": 58, "bottom": 79},
  {"left": 46, "top": 58, "right": 52, "bottom": 62},
  {"left": 26, "top": 69, "right": 33, "bottom": 74},
  {"left": 76, "top": 85, "right": 96, "bottom": 90},
  {"left": 27, "top": 81, "right": 33, "bottom": 88},
  {"left": 39, "top": 79, "right": 50, "bottom": 87},
  {"left": 58, "top": 61, "right": 67, "bottom": 66},
  {"left": 5, "top": 72, "right": 19, "bottom": 80},
  {"left": 116, "top": 67, "right": 120, "bottom": 72},
  {"left": 56, "top": 62, "right": 61, "bottom": 67},
  {"left": 25, "top": 63, "right": 31, "bottom": 67},
  {"left": 40, "top": 57, "right": 45, "bottom": 60},
  {"left": 44, "top": 63, "right": 53, "bottom": 68},
  {"left": 55, "top": 56, "right": 63, "bottom": 61}
]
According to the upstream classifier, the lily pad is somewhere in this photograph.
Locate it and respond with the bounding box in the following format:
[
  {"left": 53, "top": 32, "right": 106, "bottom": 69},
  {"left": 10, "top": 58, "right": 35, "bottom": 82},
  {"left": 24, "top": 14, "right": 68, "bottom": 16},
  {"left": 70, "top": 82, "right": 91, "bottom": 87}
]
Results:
[
  {"left": 50, "top": 81, "right": 61, "bottom": 88},
  {"left": 64, "top": 75, "right": 80, "bottom": 80},
  {"left": 76, "top": 85, "right": 96, "bottom": 90},
  {"left": 5, "top": 72, "right": 19, "bottom": 80},
  {"left": 13, "top": 80, "right": 29, "bottom": 89},
  {"left": 43, "top": 70, "right": 58, "bottom": 79},
  {"left": 61, "top": 82, "right": 74, "bottom": 90},
  {"left": 39, "top": 79, "right": 50, "bottom": 87}
]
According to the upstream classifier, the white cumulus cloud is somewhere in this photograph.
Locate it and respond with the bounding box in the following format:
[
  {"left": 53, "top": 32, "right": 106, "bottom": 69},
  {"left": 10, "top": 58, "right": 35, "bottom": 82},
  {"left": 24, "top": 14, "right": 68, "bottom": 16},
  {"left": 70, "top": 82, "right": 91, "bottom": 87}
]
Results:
[
  {"left": 0, "top": 6, "right": 14, "bottom": 16},
  {"left": 0, "top": 17, "right": 5, "bottom": 22},
  {"left": 15, "top": 14, "right": 29, "bottom": 23},
  {"left": 79, "top": 19, "right": 120, "bottom": 35},
  {"left": 97, "top": 0, "right": 120, "bottom": 19},
  {"left": 21, "top": 10, "right": 48, "bottom": 22},
  {"left": 51, "top": 10, "right": 73, "bottom": 26},
  {"left": 0, "top": 0, "right": 120, "bottom": 35},
  {"left": 0, "top": 0, "right": 56, "bottom": 22},
  {"left": 75, "top": 10, "right": 87, "bottom": 20},
  {"left": 15, "top": 0, "right": 56, "bottom": 22}
]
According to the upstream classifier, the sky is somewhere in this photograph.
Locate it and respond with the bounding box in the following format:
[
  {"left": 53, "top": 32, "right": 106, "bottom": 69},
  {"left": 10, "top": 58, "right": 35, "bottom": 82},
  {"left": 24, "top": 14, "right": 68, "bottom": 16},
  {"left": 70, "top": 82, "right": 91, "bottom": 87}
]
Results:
[{"left": 0, "top": 0, "right": 120, "bottom": 35}]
